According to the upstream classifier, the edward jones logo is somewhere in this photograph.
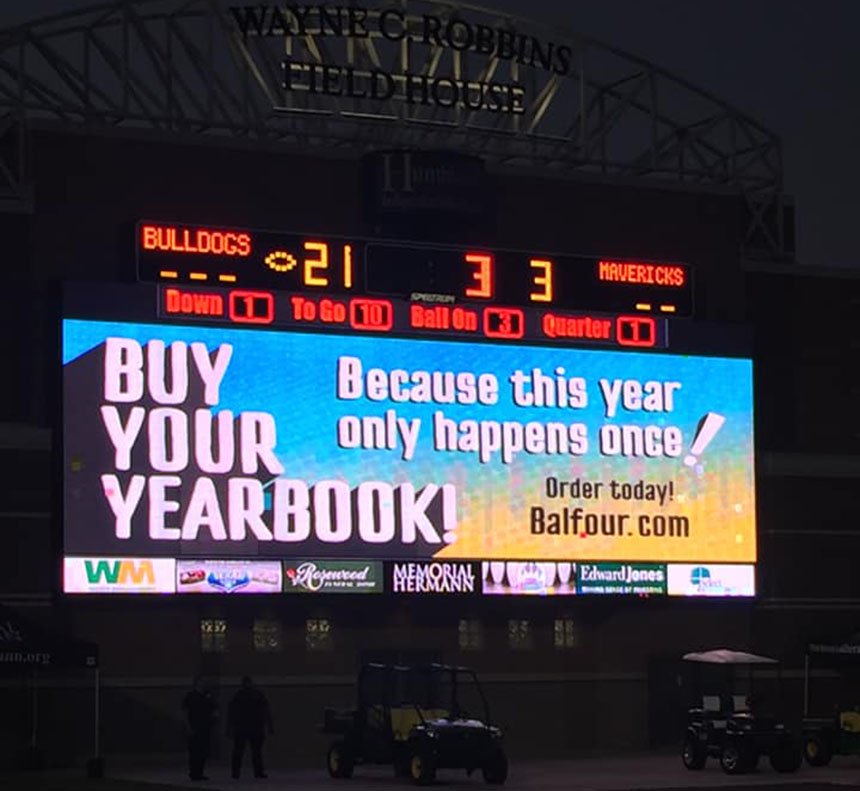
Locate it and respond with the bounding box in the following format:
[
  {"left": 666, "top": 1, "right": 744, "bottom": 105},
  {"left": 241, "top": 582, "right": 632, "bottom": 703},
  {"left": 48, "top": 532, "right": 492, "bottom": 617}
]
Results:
[
  {"left": 64, "top": 557, "right": 176, "bottom": 593},
  {"left": 667, "top": 564, "right": 755, "bottom": 597},
  {"left": 577, "top": 563, "right": 666, "bottom": 595}
]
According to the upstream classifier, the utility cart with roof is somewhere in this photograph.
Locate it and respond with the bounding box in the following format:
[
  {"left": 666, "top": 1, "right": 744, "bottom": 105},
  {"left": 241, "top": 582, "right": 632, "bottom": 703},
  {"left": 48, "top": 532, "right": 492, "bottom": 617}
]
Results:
[
  {"left": 680, "top": 649, "right": 802, "bottom": 775},
  {"left": 802, "top": 642, "right": 860, "bottom": 766},
  {"left": 322, "top": 662, "right": 507, "bottom": 785}
]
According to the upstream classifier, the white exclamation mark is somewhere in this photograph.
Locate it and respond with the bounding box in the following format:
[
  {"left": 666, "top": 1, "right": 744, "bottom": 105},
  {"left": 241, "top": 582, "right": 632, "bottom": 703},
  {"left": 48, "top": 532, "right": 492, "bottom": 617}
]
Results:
[
  {"left": 441, "top": 483, "right": 458, "bottom": 544},
  {"left": 684, "top": 412, "right": 726, "bottom": 467}
]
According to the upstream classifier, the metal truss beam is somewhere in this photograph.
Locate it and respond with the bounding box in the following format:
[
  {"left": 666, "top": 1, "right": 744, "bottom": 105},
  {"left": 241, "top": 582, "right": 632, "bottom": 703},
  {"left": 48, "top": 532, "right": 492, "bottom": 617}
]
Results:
[{"left": 0, "top": 0, "right": 786, "bottom": 258}]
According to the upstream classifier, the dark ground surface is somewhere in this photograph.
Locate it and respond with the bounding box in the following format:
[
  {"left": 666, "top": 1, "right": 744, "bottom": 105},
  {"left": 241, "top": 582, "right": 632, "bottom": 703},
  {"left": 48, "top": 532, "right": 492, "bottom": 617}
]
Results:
[
  {"left": 0, "top": 777, "right": 188, "bottom": 791},
  {"left": 5, "top": 754, "right": 858, "bottom": 791}
]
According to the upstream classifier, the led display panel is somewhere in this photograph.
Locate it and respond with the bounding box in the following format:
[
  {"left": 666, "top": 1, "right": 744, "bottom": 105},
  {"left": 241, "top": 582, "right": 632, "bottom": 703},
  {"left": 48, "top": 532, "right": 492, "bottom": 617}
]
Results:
[
  {"left": 176, "top": 559, "right": 282, "bottom": 594},
  {"left": 282, "top": 560, "right": 384, "bottom": 594},
  {"left": 136, "top": 222, "right": 694, "bottom": 317},
  {"left": 61, "top": 315, "right": 755, "bottom": 595},
  {"left": 63, "top": 557, "right": 176, "bottom": 594},
  {"left": 481, "top": 561, "right": 577, "bottom": 596}
]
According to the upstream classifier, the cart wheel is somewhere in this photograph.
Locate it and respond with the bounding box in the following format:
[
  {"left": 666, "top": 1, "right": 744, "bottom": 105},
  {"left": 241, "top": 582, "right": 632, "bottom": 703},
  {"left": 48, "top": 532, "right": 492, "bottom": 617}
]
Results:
[
  {"left": 803, "top": 734, "right": 833, "bottom": 767},
  {"left": 770, "top": 740, "right": 802, "bottom": 773},
  {"left": 481, "top": 747, "right": 508, "bottom": 785},
  {"left": 681, "top": 735, "right": 707, "bottom": 770},
  {"left": 327, "top": 740, "right": 355, "bottom": 779},
  {"left": 410, "top": 747, "right": 436, "bottom": 786},
  {"left": 720, "top": 741, "right": 754, "bottom": 774}
]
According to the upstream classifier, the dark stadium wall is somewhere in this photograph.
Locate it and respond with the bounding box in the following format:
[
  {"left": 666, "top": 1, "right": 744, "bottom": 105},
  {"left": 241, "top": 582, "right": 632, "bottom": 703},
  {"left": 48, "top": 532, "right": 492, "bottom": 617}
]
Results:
[
  {"left": 1, "top": 127, "right": 760, "bottom": 764},
  {"left": 43, "top": 598, "right": 754, "bottom": 764},
  {"left": 747, "top": 270, "right": 860, "bottom": 615}
]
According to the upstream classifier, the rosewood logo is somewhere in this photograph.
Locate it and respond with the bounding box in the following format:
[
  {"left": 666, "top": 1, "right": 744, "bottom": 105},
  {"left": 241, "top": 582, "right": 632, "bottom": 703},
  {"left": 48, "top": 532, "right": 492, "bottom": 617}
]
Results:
[{"left": 283, "top": 560, "right": 382, "bottom": 593}]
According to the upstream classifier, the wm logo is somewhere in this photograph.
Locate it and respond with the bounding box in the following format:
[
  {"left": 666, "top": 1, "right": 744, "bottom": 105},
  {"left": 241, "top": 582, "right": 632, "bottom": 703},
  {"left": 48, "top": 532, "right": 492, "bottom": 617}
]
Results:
[{"left": 84, "top": 560, "right": 154, "bottom": 585}]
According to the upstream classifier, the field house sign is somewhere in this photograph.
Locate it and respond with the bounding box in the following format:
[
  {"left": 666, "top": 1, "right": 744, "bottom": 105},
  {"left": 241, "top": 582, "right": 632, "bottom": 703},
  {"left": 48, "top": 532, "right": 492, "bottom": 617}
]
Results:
[
  {"left": 229, "top": 4, "right": 573, "bottom": 116},
  {"left": 0, "top": 0, "right": 788, "bottom": 257}
]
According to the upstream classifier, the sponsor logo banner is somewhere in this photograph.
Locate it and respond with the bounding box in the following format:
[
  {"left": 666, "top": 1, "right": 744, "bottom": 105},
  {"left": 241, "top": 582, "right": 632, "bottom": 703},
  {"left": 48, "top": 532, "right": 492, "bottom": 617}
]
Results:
[
  {"left": 64, "top": 557, "right": 176, "bottom": 593},
  {"left": 176, "top": 559, "right": 282, "bottom": 594},
  {"left": 481, "top": 561, "right": 576, "bottom": 595},
  {"left": 391, "top": 561, "right": 477, "bottom": 594},
  {"left": 576, "top": 562, "right": 667, "bottom": 595},
  {"left": 667, "top": 564, "right": 754, "bottom": 597},
  {"left": 283, "top": 560, "right": 383, "bottom": 593}
]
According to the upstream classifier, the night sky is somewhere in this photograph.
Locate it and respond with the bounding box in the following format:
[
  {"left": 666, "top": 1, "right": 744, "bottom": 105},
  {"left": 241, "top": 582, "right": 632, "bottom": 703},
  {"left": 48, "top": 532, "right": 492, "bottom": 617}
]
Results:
[{"left": 2, "top": 0, "right": 858, "bottom": 269}]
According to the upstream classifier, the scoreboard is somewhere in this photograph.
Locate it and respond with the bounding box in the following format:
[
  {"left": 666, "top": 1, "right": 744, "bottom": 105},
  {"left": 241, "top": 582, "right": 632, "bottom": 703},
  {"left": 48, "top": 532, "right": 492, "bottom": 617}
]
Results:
[
  {"left": 137, "top": 221, "right": 693, "bottom": 315},
  {"left": 59, "top": 221, "right": 756, "bottom": 597},
  {"left": 134, "top": 221, "right": 695, "bottom": 350}
]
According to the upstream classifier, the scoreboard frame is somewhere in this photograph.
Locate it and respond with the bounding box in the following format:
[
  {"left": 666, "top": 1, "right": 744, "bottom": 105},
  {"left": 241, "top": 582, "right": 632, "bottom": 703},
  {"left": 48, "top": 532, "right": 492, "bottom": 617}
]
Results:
[{"left": 136, "top": 221, "right": 694, "bottom": 319}]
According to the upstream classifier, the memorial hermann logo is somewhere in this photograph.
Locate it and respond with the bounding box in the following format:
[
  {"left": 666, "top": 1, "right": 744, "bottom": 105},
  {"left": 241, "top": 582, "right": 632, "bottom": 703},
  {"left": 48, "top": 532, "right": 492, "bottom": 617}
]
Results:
[{"left": 392, "top": 562, "right": 476, "bottom": 593}]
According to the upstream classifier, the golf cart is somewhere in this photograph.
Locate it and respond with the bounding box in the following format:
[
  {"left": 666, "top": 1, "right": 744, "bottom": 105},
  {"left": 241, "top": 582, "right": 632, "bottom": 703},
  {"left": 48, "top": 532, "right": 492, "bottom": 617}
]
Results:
[
  {"left": 322, "top": 662, "right": 508, "bottom": 785},
  {"left": 680, "top": 649, "right": 802, "bottom": 775},
  {"left": 802, "top": 642, "right": 860, "bottom": 766}
]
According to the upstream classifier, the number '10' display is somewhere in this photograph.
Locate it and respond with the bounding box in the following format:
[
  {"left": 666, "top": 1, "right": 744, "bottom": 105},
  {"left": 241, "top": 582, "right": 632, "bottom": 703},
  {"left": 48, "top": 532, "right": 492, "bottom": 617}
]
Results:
[{"left": 137, "top": 222, "right": 693, "bottom": 317}]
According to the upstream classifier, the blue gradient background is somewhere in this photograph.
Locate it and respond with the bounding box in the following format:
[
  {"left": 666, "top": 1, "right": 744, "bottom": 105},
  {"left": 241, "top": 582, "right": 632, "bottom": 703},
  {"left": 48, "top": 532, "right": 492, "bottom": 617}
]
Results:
[{"left": 63, "top": 319, "right": 755, "bottom": 562}]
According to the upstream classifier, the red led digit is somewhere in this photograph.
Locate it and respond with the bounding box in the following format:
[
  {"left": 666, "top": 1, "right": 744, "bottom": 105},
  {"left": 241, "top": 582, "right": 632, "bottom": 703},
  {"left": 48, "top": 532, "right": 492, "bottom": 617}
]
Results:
[
  {"left": 349, "top": 298, "right": 393, "bottom": 331},
  {"left": 464, "top": 252, "right": 494, "bottom": 299},
  {"left": 228, "top": 290, "right": 274, "bottom": 324},
  {"left": 529, "top": 259, "right": 554, "bottom": 302},
  {"left": 616, "top": 316, "right": 656, "bottom": 347},
  {"left": 483, "top": 307, "right": 524, "bottom": 339},
  {"left": 303, "top": 241, "right": 329, "bottom": 286},
  {"left": 343, "top": 244, "right": 353, "bottom": 289}
]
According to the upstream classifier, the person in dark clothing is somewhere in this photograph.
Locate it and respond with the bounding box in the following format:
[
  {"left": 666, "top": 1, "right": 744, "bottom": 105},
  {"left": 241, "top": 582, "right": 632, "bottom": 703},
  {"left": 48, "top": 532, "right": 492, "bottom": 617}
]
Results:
[
  {"left": 228, "top": 675, "right": 273, "bottom": 779},
  {"left": 182, "top": 676, "right": 218, "bottom": 781}
]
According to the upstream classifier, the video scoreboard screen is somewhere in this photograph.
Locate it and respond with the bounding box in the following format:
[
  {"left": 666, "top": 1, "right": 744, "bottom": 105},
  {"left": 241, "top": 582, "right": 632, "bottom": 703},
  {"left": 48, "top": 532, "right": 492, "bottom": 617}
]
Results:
[{"left": 59, "top": 223, "right": 755, "bottom": 597}]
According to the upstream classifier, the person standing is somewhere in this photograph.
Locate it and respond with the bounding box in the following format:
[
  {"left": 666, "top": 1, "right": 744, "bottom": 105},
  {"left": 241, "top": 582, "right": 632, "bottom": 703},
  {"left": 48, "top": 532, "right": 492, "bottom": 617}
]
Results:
[
  {"left": 228, "top": 675, "right": 273, "bottom": 779},
  {"left": 182, "top": 676, "right": 218, "bottom": 782}
]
